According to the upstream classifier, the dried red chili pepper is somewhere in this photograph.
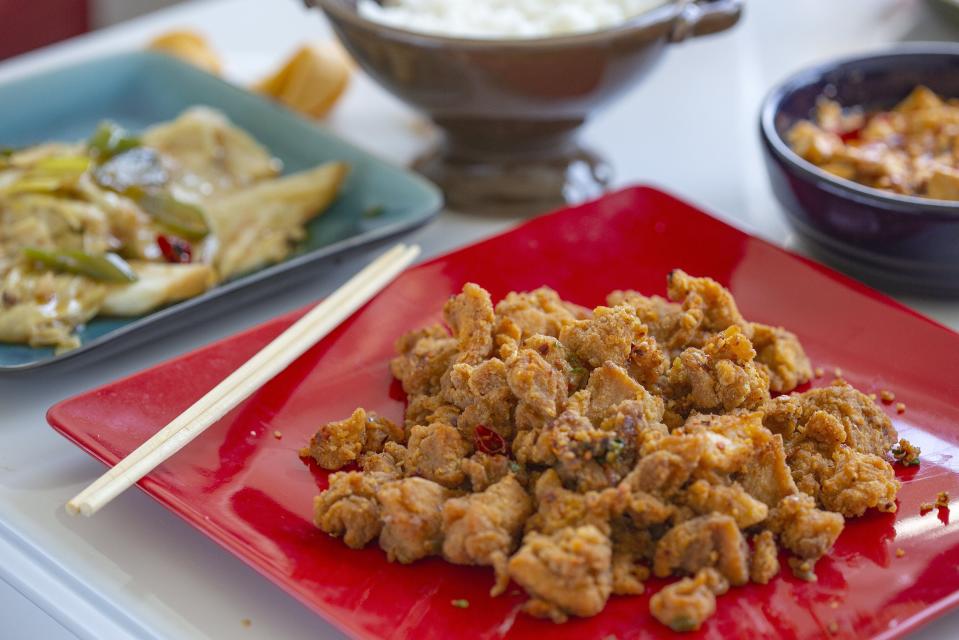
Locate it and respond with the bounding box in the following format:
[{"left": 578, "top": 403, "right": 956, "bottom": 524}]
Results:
[
  {"left": 156, "top": 234, "right": 192, "bottom": 263},
  {"left": 839, "top": 127, "right": 862, "bottom": 143},
  {"left": 474, "top": 425, "right": 506, "bottom": 456}
]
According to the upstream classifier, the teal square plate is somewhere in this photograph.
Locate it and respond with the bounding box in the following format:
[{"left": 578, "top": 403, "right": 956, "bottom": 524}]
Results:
[{"left": 0, "top": 51, "right": 442, "bottom": 373}]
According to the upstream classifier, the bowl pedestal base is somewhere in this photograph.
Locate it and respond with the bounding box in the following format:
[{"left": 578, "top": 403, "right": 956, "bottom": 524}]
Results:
[{"left": 414, "top": 120, "right": 612, "bottom": 216}]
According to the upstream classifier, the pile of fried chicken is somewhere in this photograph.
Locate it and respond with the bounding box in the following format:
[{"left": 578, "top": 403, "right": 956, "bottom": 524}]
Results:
[
  {"left": 788, "top": 85, "right": 959, "bottom": 199},
  {"left": 300, "top": 271, "right": 902, "bottom": 632}
]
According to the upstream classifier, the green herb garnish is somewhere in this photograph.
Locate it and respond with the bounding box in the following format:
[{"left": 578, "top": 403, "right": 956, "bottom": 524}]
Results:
[
  {"left": 605, "top": 438, "right": 625, "bottom": 462},
  {"left": 451, "top": 599, "right": 469, "bottom": 609},
  {"left": 668, "top": 615, "right": 698, "bottom": 632}
]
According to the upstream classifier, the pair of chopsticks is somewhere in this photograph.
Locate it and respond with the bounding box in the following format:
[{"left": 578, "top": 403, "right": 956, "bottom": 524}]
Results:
[{"left": 67, "top": 243, "right": 420, "bottom": 517}]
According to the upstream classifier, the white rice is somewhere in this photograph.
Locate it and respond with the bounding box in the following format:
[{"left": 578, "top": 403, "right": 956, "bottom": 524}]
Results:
[{"left": 356, "top": 0, "right": 671, "bottom": 39}]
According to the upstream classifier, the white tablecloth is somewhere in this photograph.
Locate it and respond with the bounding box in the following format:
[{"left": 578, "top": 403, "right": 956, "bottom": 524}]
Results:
[{"left": 1, "top": 0, "right": 957, "bottom": 637}]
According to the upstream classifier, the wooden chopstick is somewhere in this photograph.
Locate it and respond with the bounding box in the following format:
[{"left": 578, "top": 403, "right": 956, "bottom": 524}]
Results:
[{"left": 67, "top": 243, "right": 420, "bottom": 517}]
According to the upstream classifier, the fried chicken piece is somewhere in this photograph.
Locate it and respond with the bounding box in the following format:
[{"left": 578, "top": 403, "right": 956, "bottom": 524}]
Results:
[
  {"left": 377, "top": 477, "right": 452, "bottom": 563},
  {"left": 767, "top": 493, "right": 843, "bottom": 574},
  {"left": 494, "top": 288, "right": 581, "bottom": 344},
  {"left": 649, "top": 568, "right": 729, "bottom": 632},
  {"left": 764, "top": 381, "right": 897, "bottom": 457},
  {"left": 442, "top": 475, "right": 533, "bottom": 595},
  {"left": 677, "top": 411, "right": 768, "bottom": 476},
  {"left": 585, "top": 361, "right": 660, "bottom": 425},
  {"left": 442, "top": 358, "right": 515, "bottom": 436},
  {"left": 667, "top": 270, "right": 752, "bottom": 339},
  {"left": 313, "top": 471, "right": 386, "bottom": 549},
  {"left": 403, "top": 393, "right": 461, "bottom": 433},
  {"left": 406, "top": 423, "right": 471, "bottom": 488},
  {"left": 525, "top": 469, "right": 621, "bottom": 535},
  {"left": 666, "top": 327, "right": 770, "bottom": 420},
  {"left": 599, "top": 397, "right": 668, "bottom": 445},
  {"left": 559, "top": 305, "right": 647, "bottom": 369},
  {"left": 444, "top": 282, "right": 495, "bottom": 364},
  {"left": 682, "top": 480, "right": 768, "bottom": 528},
  {"left": 359, "top": 450, "right": 403, "bottom": 478},
  {"left": 607, "top": 290, "right": 704, "bottom": 353},
  {"left": 508, "top": 525, "right": 613, "bottom": 622},
  {"left": 749, "top": 531, "right": 780, "bottom": 584},
  {"left": 623, "top": 450, "right": 694, "bottom": 499},
  {"left": 390, "top": 324, "right": 458, "bottom": 396},
  {"left": 462, "top": 451, "right": 512, "bottom": 492},
  {"left": 611, "top": 539, "right": 651, "bottom": 595},
  {"left": 507, "top": 347, "right": 567, "bottom": 420},
  {"left": 750, "top": 323, "right": 813, "bottom": 393},
  {"left": 521, "top": 334, "right": 583, "bottom": 389},
  {"left": 617, "top": 449, "right": 699, "bottom": 528},
  {"left": 653, "top": 514, "right": 750, "bottom": 586},
  {"left": 736, "top": 429, "right": 798, "bottom": 508},
  {"left": 301, "top": 408, "right": 404, "bottom": 470},
  {"left": 764, "top": 383, "right": 900, "bottom": 516},
  {"left": 789, "top": 445, "right": 899, "bottom": 516},
  {"left": 628, "top": 334, "right": 669, "bottom": 388},
  {"left": 516, "top": 409, "right": 628, "bottom": 491}
]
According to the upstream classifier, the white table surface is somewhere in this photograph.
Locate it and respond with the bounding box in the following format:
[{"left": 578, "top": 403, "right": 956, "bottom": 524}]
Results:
[{"left": 2, "top": 0, "right": 958, "bottom": 638}]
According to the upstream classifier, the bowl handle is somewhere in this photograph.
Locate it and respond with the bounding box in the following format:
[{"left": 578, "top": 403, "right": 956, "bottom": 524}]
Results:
[{"left": 669, "top": 0, "right": 744, "bottom": 42}]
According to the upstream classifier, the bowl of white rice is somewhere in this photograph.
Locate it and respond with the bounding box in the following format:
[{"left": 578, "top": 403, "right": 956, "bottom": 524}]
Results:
[{"left": 304, "top": 0, "right": 743, "bottom": 213}]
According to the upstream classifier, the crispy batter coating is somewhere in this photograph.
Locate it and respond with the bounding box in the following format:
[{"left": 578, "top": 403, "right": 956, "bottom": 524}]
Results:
[
  {"left": 308, "top": 276, "right": 900, "bottom": 633},
  {"left": 300, "top": 408, "right": 403, "bottom": 470},
  {"left": 666, "top": 327, "right": 770, "bottom": 422},
  {"left": 444, "top": 282, "right": 495, "bottom": 364},
  {"left": 764, "top": 382, "right": 897, "bottom": 456},
  {"left": 377, "top": 477, "right": 452, "bottom": 563},
  {"left": 667, "top": 270, "right": 751, "bottom": 339},
  {"left": 764, "top": 383, "right": 900, "bottom": 516},
  {"left": 405, "top": 423, "right": 471, "bottom": 488},
  {"left": 525, "top": 469, "right": 621, "bottom": 535},
  {"left": 559, "top": 305, "right": 647, "bottom": 369},
  {"left": 682, "top": 480, "right": 768, "bottom": 528},
  {"left": 313, "top": 471, "right": 386, "bottom": 548},
  {"left": 650, "top": 568, "right": 729, "bottom": 632},
  {"left": 653, "top": 514, "right": 750, "bottom": 586},
  {"left": 442, "top": 475, "right": 532, "bottom": 594},
  {"left": 494, "top": 287, "right": 581, "bottom": 348},
  {"left": 606, "top": 290, "right": 704, "bottom": 353},
  {"left": 767, "top": 493, "right": 844, "bottom": 565},
  {"left": 508, "top": 525, "right": 613, "bottom": 622},
  {"left": 507, "top": 347, "right": 567, "bottom": 420},
  {"left": 610, "top": 522, "right": 653, "bottom": 595},
  {"left": 749, "top": 530, "right": 780, "bottom": 584},
  {"left": 462, "top": 451, "right": 513, "bottom": 492},
  {"left": 751, "top": 323, "right": 813, "bottom": 393},
  {"left": 390, "top": 325, "right": 458, "bottom": 396}
]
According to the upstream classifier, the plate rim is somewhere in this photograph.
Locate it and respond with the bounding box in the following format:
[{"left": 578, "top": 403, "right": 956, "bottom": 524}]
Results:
[
  {"left": 47, "top": 184, "right": 959, "bottom": 640},
  {"left": 0, "top": 50, "right": 444, "bottom": 374}
]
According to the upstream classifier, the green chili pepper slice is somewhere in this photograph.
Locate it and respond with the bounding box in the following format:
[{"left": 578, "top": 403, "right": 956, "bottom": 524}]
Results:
[
  {"left": 22, "top": 247, "right": 138, "bottom": 283},
  {"left": 88, "top": 121, "right": 142, "bottom": 160},
  {"left": 137, "top": 191, "right": 210, "bottom": 240}
]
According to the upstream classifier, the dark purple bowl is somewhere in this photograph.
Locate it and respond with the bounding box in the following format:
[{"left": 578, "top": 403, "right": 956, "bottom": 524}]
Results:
[{"left": 760, "top": 44, "right": 959, "bottom": 297}]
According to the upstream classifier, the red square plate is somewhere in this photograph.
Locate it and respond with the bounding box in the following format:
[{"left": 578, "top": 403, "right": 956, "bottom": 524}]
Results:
[{"left": 48, "top": 187, "right": 959, "bottom": 640}]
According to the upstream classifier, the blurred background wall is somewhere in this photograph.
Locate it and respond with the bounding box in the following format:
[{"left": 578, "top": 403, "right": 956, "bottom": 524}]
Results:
[{"left": 0, "top": 0, "right": 191, "bottom": 60}]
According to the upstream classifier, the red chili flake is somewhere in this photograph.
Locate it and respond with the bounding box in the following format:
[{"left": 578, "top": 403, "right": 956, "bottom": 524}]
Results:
[
  {"left": 156, "top": 234, "right": 192, "bottom": 263},
  {"left": 839, "top": 127, "right": 862, "bottom": 143},
  {"left": 474, "top": 425, "right": 506, "bottom": 456}
]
